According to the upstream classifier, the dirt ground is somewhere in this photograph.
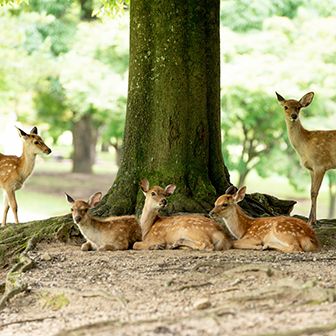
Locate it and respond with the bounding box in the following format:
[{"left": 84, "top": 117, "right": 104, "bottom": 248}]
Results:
[{"left": 1, "top": 241, "right": 336, "bottom": 336}]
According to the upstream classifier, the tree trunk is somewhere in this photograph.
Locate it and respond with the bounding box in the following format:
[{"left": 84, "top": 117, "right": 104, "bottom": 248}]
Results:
[
  {"left": 111, "top": 143, "right": 122, "bottom": 167},
  {"left": 96, "top": 0, "right": 230, "bottom": 216},
  {"left": 328, "top": 174, "right": 336, "bottom": 219},
  {"left": 237, "top": 168, "right": 250, "bottom": 188},
  {"left": 72, "top": 114, "right": 95, "bottom": 174}
]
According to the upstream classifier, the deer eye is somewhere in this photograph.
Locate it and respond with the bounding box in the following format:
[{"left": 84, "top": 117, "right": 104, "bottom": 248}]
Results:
[
  {"left": 151, "top": 192, "right": 156, "bottom": 196},
  {"left": 222, "top": 204, "right": 228, "bottom": 208},
  {"left": 284, "top": 106, "right": 288, "bottom": 110},
  {"left": 34, "top": 141, "right": 39, "bottom": 145},
  {"left": 70, "top": 208, "right": 73, "bottom": 212}
]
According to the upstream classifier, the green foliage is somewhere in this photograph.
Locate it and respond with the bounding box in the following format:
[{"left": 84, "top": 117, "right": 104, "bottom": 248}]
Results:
[
  {"left": 221, "top": 88, "right": 285, "bottom": 186},
  {"left": 220, "top": 1, "right": 336, "bottom": 196},
  {"left": 220, "top": 0, "right": 304, "bottom": 32},
  {"left": 28, "top": 0, "right": 73, "bottom": 17}
]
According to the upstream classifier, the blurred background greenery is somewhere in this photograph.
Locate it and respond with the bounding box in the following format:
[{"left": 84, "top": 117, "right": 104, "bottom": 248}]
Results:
[{"left": 0, "top": 0, "right": 336, "bottom": 221}]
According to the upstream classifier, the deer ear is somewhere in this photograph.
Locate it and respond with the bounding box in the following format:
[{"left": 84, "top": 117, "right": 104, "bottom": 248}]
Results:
[
  {"left": 65, "top": 193, "right": 75, "bottom": 204},
  {"left": 164, "top": 184, "right": 176, "bottom": 196},
  {"left": 275, "top": 92, "right": 285, "bottom": 103},
  {"left": 140, "top": 179, "right": 149, "bottom": 195},
  {"left": 225, "top": 185, "right": 238, "bottom": 195},
  {"left": 233, "top": 186, "right": 246, "bottom": 203},
  {"left": 88, "top": 192, "right": 102, "bottom": 208},
  {"left": 30, "top": 126, "right": 38, "bottom": 135},
  {"left": 299, "top": 92, "right": 314, "bottom": 107},
  {"left": 16, "top": 127, "right": 28, "bottom": 139}
]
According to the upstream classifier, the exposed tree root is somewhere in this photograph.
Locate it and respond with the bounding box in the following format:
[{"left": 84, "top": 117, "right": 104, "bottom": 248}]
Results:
[
  {"left": 0, "top": 316, "right": 57, "bottom": 328},
  {"left": 0, "top": 214, "right": 73, "bottom": 267},
  {"left": 173, "top": 281, "right": 212, "bottom": 291},
  {"left": 0, "top": 236, "right": 37, "bottom": 310}
]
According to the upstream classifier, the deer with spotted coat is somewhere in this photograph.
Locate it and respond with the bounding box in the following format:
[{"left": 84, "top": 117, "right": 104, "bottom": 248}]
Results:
[
  {"left": 0, "top": 127, "right": 51, "bottom": 227},
  {"left": 210, "top": 186, "right": 319, "bottom": 253},
  {"left": 276, "top": 91, "right": 336, "bottom": 226},
  {"left": 66, "top": 192, "right": 141, "bottom": 251},
  {"left": 133, "top": 179, "right": 231, "bottom": 251}
]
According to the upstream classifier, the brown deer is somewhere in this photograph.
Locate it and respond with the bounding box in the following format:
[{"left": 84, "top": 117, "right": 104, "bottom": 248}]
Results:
[
  {"left": 66, "top": 192, "right": 141, "bottom": 251},
  {"left": 276, "top": 91, "right": 336, "bottom": 226},
  {"left": 133, "top": 179, "right": 231, "bottom": 251},
  {"left": 0, "top": 127, "right": 51, "bottom": 227},
  {"left": 210, "top": 186, "right": 319, "bottom": 253}
]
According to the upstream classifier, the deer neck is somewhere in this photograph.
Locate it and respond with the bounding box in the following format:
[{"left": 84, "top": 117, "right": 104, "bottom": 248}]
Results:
[
  {"left": 18, "top": 144, "right": 37, "bottom": 181},
  {"left": 140, "top": 203, "right": 159, "bottom": 240},
  {"left": 222, "top": 205, "right": 253, "bottom": 239},
  {"left": 285, "top": 118, "right": 308, "bottom": 150}
]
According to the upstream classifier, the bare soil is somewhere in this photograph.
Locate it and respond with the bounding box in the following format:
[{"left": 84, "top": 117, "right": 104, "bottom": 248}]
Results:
[{"left": 1, "top": 242, "right": 336, "bottom": 336}]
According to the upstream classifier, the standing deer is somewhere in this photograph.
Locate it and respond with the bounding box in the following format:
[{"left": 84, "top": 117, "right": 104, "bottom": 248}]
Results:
[
  {"left": 133, "top": 179, "right": 231, "bottom": 251},
  {"left": 210, "top": 186, "right": 319, "bottom": 253},
  {"left": 276, "top": 91, "right": 336, "bottom": 226},
  {"left": 65, "top": 192, "right": 141, "bottom": 251},
  {"left": 0, "top": 127, "right": 51, "bottom": 227}
]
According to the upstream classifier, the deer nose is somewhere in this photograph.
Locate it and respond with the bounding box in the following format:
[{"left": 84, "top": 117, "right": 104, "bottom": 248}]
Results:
[
  {"left": 291, "top": 114, "right": 297, "bottom": 120},
  {"left": 74, "top": 215, "right": 82, "bottom": 223},
  {"left": 160, "top": 199, "right": 167, "bottom": 207},
  {"left": 46, "top": 148, "right": 52, "bottom": 154}
]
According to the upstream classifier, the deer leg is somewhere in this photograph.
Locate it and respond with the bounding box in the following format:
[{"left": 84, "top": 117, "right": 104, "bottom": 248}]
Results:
[
  {"left": 6, "top": 190, "right": 19, "bottom": 224},
  {"left": 133, "top": 241, "right": 166, "bottom": 250},
  {"left": 1, "top": 192, "right": 10, "bottom": 227},
  {"left": 233, "top": 237, "right": 263, "bottom": 250},
  {"left": 308, "top": 170, "right": 325, "bottom": 226},
  {"left": 167, "top": 238, "right": 214, "bottom": 251},
  {"left": 81, "top": 241, "right": 93, "bottom": 251}
]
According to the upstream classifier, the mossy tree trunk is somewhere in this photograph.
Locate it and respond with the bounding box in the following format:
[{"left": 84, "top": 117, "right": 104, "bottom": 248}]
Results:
[{"left": 97, "top": 0, "right": 230, "bottom": 216}]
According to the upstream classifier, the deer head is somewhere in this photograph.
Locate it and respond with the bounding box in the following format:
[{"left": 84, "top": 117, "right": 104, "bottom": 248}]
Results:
[
  {"left": 66, "top": 192, "right": 102, "bottom": 224},
  {"left": 210, "top": 186, "right": 246, "bottom": 218},
  {"left": 17, "top": 126, "right": 52, "bottom": 155},
  {"left": 276, "top": 92, "right": 314, "bottom": 123},
  {"left": 140, "top": 179, "right": 176, "bottom": 211}
]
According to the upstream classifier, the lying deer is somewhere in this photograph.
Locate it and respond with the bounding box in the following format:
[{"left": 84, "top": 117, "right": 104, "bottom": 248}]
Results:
[
  {"left": 210, "top": 186, "right": 319, "bottom": 253},
  {"left": 276, "top": 91, "right": 336, "bottom": 226},
  {"left": 133, "top": 179, "right": 231, "bottom": 251},
  {"left": 0, "top": 126, "right": 51, "bottom": 227},
  {"left": 66, "top": 192, "right": 141, "bottom": 251}
]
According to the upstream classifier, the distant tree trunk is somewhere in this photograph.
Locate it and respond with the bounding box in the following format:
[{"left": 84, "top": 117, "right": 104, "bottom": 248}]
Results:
[
  {"left": 111, "top": 143, "right": 122, "bottom": 167},
  {"left": 237, "top": 168, "right": 250, "bottom": 188},
  {"left": 72, "top": 114, "right": 95, "bottom": 174},
  {"left": 96, "top": 0, "right": 230, "bottom": 216},
  {"left": 101, "top": 141, "right": 110, "bottom": 153},
  {"left": 328, "top": 172, "right": 336, "bottom": 219}
]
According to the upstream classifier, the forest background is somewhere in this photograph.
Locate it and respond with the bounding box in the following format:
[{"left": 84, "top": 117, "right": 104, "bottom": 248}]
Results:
[{"left": 1, "top": 0, "right": 336, "bottom": 221}]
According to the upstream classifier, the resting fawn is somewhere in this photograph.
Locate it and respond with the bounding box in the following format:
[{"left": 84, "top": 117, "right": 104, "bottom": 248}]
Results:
[
  {"left": 66, "top": 192, "right": 141, "bottom": 251},
  {"left": 0, "top": 127, "right": 51, "bottom": 226},
  {"left": 133, "top": 179, "right": 231, "bottom": 251},
  {"left": 276, "top": 91, "right": 336, "bottom": 226},
  {"left": 210, "top": 186, "right": 319, "bottom": 253}
]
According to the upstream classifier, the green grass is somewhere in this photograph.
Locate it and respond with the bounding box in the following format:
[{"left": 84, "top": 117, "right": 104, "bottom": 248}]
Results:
[{"left": 0, "top": 148, "right": 119, "bottom": 223}]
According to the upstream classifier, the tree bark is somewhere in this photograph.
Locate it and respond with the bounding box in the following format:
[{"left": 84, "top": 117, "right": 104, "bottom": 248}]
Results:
[
  {"left": 72, "top": 114, "right": 96, "bottom": 174},
  {"left": 96, "top": 0, "right": 230, "bottom": 216}
]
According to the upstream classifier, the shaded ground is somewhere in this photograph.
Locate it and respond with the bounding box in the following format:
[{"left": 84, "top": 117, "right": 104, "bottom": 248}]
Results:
[{"left": 1, "top": 242, "right": 336, "bottom": 336}]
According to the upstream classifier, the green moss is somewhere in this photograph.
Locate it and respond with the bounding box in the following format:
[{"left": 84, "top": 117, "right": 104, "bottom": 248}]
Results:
[{"left": 0, "top": 214, "right": 72, "bottom": 267}]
